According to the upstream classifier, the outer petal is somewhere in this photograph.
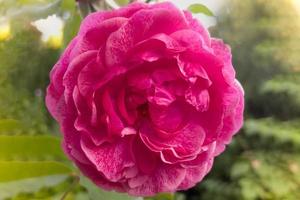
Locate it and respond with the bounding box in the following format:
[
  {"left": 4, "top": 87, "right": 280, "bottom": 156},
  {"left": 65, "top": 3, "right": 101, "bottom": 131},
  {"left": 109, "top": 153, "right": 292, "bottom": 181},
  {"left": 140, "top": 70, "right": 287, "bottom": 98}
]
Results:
[
  {"left": 81, "top": 136, "right": 135, "bottom": 182},
  {"left": 211, "top": 38, "right": 236, "bottom": 85},
  {"left": 71, "top": 17, "right": 128, "bottom": 60},
  {"left": 78, "top": 2, "right": 148, "bottom": 35},
  {"left": 218, "top": 80, "right": 244, "bottom": 145},
  {"left": 178, "top": 158, "right": 214, "bottom": 190},
  {"left": 128, "top": 164, "right": 186, "bottom": 196},
  {"left": 105, "top": 3, "right": 188, "bottom": 67},
  {"left": 183, "top": 11, "right": 211, "bottom": 47},
  {"left": 140, "top": 120, "right": 206, "bottom": 163},
  {"left": 46, "top": 38, "right": 78, "bottom": 121}
]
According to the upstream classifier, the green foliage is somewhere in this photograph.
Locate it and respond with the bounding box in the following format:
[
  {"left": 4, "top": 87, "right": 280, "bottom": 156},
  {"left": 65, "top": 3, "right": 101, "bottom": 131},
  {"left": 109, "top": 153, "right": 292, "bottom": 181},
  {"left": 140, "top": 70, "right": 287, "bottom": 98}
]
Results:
[
  {"left": 80, "top": 176, "right": 135, "bottom": 200},
  {"left": 244, "top": 118, "right": 300, "bottom": 150},
  {"left": 212, "top": 0, "right": 300, "bottom": 105},
  {"left": 0, "top": 119, "right": 23, "bottom": 133},
  {"left": 0, "top": 135, "right": 67, "bottom": 161},
  {"left": 188, "top": 4, "right": 214, "bottom": 16},
  {"left": 255, "top": 74, "right": 300, "bottom": 119},
  {"left": 0, "top": 1, "right": 84, "bottom": 199},
  {"left": 0, "top": 175, "right": 68, "bottom": 199},
  {"left": 114, "top": 0, "right": 129, "bottom": 6},
  {"left": 193, "top": 1, "right": 300, "bottom": 199},
  {"left": 63, "top": 10, "right": 81, "bottom": 47},
  {"left": 145, "top": 193, "right": 175, "bottom": 200},
  {"left": 0, "top": 161, "right": 71, "bottom": 182}
]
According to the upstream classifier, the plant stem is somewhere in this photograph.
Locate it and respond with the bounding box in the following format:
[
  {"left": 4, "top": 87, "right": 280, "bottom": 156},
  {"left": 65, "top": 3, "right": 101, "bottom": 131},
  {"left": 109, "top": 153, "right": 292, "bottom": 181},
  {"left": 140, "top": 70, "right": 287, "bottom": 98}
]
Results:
[{"left": 60, "top": 174, "right": 80, "bottom": 200}]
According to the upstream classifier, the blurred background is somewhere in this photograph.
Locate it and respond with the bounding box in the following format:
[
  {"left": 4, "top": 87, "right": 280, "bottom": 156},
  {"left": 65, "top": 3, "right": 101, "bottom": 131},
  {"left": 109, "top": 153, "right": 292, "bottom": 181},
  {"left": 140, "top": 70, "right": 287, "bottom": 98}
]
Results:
[{"left": 0, "top": 0, "right": 299, "bottom": 199}]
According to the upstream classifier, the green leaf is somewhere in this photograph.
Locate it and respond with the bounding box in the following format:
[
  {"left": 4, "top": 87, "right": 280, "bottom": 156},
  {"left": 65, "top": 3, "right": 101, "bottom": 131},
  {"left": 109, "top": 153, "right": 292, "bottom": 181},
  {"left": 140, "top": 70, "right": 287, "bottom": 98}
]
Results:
[
  {"left": 114, "top": 0, "right": 129, "bottom": 6},
  {"left": 0, "top": 161, "right": 71, "bottom": 182},
  {"left": 0, "top": 175, "right": 68, "bottom": 200},
  {"left": 61, "top": 0, "right": 75, "bottom": 11},
  {"left": 80, "top": 176, "right": 136, "bottom": 200},
  {"left": 63, "top": 10, "right": 82, "bottom": 47},
  {"left": 145, "top": 193, "right": 174, "bottom": 200},
  {"left": 231, "top": 160, "right": 251, "bottom": 179},
  {"left": 0, "top": 119, "right": 22, "bottom": 133},
  {"left": 188, "top": 4, "right": 214, "bottom": 16},
  {"left": 244, "top": 118, "right": 300, "bottom": 146},
  {"left": 0, "top": 135, "right": 67, "bottom": 161}
]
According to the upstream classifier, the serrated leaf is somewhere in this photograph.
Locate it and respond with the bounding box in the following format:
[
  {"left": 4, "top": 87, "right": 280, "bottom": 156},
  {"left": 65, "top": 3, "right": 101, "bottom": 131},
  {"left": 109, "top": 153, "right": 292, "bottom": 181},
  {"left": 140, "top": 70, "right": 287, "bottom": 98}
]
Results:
[
  {"left": 188, "top": 4, "right": 214, "bottom": 16},
  {"left": 0, "top": 175, "right": 68, "bottom": 200},
  {"left": 80, "top": 176, "right": 136, "bottom": 200},
  {"left": 0, "top": 135, "right": 66, "bottom": 161},
  {"left": 0, "top": 161, "right": 71, "bottom": 182}
]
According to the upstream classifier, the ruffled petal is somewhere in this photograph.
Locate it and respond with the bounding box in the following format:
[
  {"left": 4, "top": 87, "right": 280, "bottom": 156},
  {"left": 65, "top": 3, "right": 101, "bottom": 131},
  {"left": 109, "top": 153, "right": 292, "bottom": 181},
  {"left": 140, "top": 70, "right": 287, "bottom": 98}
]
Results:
[
  {"left": 81, "top": 136, "right": 135, "bottom": 182},
  {"left": 105, "top": 3, "right": 188, "bottom": 67},
  {"left": 128, "top": 164, "right": 186, "bottom": 196}
]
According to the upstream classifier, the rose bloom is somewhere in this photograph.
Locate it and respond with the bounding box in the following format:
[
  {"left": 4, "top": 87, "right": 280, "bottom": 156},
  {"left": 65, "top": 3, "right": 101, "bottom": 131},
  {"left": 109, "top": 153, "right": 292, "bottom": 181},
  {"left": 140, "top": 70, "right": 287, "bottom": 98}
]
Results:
[{"left": 46, "top": 2, "right": 244, "bottom": 196}]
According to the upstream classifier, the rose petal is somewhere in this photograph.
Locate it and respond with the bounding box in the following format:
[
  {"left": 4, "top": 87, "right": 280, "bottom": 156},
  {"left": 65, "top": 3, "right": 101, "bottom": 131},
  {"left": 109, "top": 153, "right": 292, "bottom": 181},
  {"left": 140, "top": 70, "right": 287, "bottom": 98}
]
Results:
[
  {"left": 81, "top": 136, "right": 134, "bottom": 182},
  {"left": 128, "top": 164, "right": 186, "bottom": 196},
  {"left": 105, "top": 3, "right": 188, "bottom": 67}
]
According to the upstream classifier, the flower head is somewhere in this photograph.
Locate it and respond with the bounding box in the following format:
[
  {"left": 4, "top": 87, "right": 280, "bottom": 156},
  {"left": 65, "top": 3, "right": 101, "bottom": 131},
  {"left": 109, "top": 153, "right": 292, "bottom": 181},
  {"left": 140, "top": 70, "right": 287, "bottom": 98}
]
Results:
[{"left": 46, "top": 2, "right": 244, "bottom": 196}]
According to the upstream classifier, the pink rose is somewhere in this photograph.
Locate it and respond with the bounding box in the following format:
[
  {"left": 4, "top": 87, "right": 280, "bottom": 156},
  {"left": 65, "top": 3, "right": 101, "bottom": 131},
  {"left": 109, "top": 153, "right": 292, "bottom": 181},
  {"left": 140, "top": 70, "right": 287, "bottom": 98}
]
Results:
[{"left": 46, "top": 2, "right": 244, "bottom": 196}]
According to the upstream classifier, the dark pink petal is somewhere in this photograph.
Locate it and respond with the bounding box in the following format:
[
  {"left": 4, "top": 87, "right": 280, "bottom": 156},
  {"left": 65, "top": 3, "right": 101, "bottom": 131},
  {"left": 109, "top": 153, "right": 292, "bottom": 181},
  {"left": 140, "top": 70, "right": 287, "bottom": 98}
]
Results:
[
  {"left": 211, "top": 38, "right": 235, "bottom": 85},
  {"left": 75, "top": 161, "right": 127, "bottom": 193},
  {"left": 181, "top": 142, "right": 216, "bottom": 167},
  {"left": 127, "top": 72, "right": 152, "bottom": 91},
  {"left": 117, "top": 89, "right": 138, "bottom": 125},
  {"left": 132, "top": 136, "right": 159, "bottom": 174},
  {"left": 73, "top": 86, "right": 108, "bottom": 146},
  {"left": 130, "top": 33, "right": 185, "bottom": 62},
  {"left": 151, "top": 68, "right": 179, "bottom": 85},
  {"left": 78, "top": 2, "right": 148, "bottom": 35},
  {"left": 177, "top": 54, "right": 211, "bottom": 84},
  {"left": 77, "top": 59, "right": 104, "bottom": 98},
  {"left": 177, "top": 161, "right": 211, "bottom": 190},
  {"left": 183, "top": 11, "right": 211, "bottom": 47},
  {"left": 46, "top": 38, "right": 78, "bottom": 121},
  {"left": 171, "top": 29, "right": 209, "bottom": 51},
  {"left": 63, "top": 51, "right": 98, "bottom": 103},
  {"left": 148, "top": 101, "right": 185, "bottom": 133},
  {"left": 105, "top": 3, "right": 188, "bottom": 67},
  {"left": 185, "top": 88, "right": 210, "bottom": 112},
  {"left": 128, "top": 164, "right": 186, "bottom": 196},
  {"left": 81, "top": 136, "right": 134, "bottom": 182},
  {"left": 147, "top": 86, "right": 176, "bottom": 106},
  {"left": 140, "top": 121, "right": 206, "bottom": 163},
  {"left": 218, "top": 80, "right": 244, "bottom": 144},
  {"left": 102, "top": 89, "right": 125, "bottom": 136},
  {"left": 71, "top": 17, "right": 128, "bottom": 59}
]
